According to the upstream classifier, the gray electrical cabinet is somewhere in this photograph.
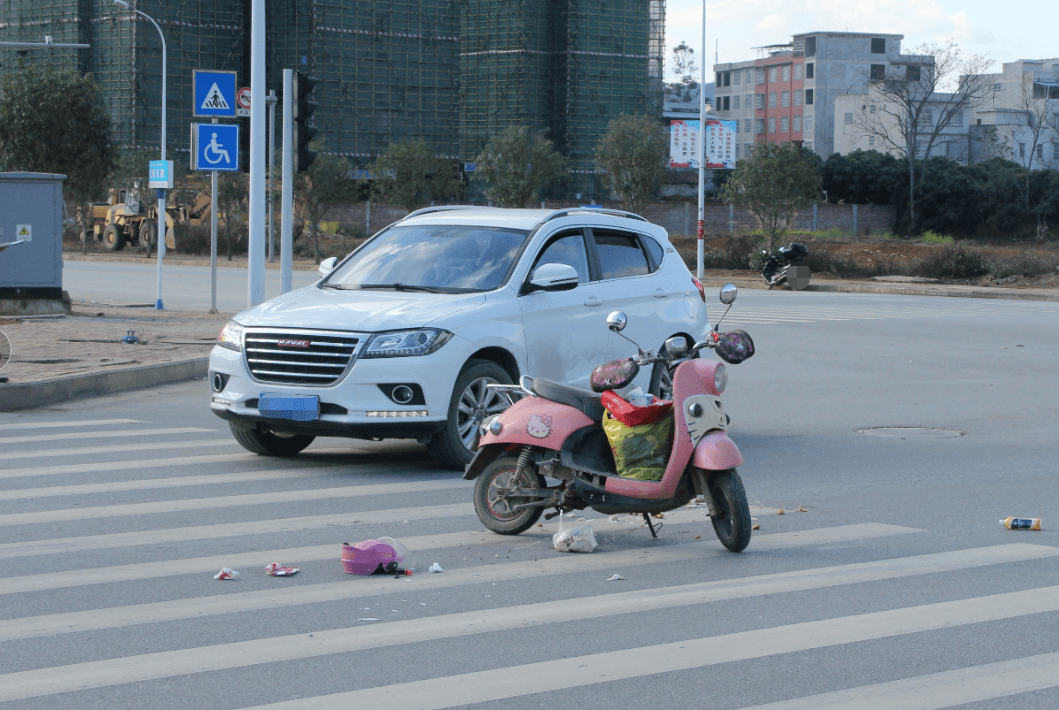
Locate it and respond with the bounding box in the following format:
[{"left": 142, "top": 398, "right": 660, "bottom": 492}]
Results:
[{"left": 0, "top": 172, "right": 66, "bottom": 299}]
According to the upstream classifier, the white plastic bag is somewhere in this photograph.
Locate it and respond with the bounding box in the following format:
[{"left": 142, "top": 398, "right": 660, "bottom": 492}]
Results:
[{"left": 552, "top": 518, "right": 598, "bottom": 553}]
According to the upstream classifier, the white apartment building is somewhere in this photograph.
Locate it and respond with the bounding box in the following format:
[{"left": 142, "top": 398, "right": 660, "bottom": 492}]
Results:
[{"left": 834, "top": 58, "right": 1059, "bottom": 168}]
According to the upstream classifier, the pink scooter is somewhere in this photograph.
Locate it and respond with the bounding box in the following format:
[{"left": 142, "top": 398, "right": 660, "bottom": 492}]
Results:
[{"left": 463, "top": 283, "right": 756, "bottom": 552}]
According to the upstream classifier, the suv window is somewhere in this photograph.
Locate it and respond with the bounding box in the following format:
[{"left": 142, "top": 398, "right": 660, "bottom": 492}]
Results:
[
  {"left": 592, "top": 230, "right": 650, "bottom": 279},
  {"left": 531, "top": 231, "right": 590, "bottom": 282},
  {"left": 642, "top": 236, "right": 664, "bottom": 269}
]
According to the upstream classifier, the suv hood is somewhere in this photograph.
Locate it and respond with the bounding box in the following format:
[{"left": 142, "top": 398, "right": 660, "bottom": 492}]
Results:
[{"left": 235, "top": 285, "right": 487, "bottom": 332}]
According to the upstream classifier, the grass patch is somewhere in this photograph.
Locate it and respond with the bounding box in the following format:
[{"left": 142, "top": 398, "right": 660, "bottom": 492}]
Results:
[
  {"left": 920, "top": 230, "right": 954, "bottom": 244},
  {"left": 914, "top": 246, "right": 987, "bottom": 279}
]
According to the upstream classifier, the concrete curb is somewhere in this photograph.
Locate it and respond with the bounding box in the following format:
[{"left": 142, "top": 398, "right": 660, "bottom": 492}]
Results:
[
  {"left": 0, "top": 357, "right": 209, "bottom": 412},
  {"left": 698, "top": 277, "right": 1059, "bottom": 301}
]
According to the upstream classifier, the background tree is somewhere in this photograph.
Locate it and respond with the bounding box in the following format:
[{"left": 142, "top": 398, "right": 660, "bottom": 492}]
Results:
[
  {"left": 821, "top": 149, "right": 905, "bottom": 206},
  {"left": 0, "top": 64, "right": 116, "bottom": 251},
  {"left": 852, "top": 42, "right": 992, "bottom": 231},
  {"left": 474, "top": 126, "right": 566, "bottom": 207},
  {"left": 294, "top": 146, "right": 358, "bottom": 260},
  {"left": 595, "top": 115, "right": 668, "bottom": 214},
  {"left": 369, "top": 140, "right": 461, "bottom": 212},
  {"left": 671, "top": 41, "right": 698, "bottom": 84},
  {"left": 993, "top": 78, "right": 1054, "bottom": 237},
  {"left": 720, "top": 142, "right": 821, "bottom": 253},
  {"left": 216, "top": 171, "right": 247, "bottom": 261}
]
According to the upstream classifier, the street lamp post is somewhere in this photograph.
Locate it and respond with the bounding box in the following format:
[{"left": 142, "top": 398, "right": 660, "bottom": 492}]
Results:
[{"left": 114, "top": 0, "right": 167, "bottom": 310}]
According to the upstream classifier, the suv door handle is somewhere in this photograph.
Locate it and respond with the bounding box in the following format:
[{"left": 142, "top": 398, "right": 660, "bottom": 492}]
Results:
[
  {"left": 584, "top": 295, "right": 604, "bottom": 307},
  {"left": 653, "top": 288, "right": 669, "bottom": 298}
]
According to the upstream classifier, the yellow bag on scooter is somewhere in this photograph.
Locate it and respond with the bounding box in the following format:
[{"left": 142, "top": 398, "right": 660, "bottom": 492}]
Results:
[{"left": 602, "top": 409, "right": 674, "bottom": 481}]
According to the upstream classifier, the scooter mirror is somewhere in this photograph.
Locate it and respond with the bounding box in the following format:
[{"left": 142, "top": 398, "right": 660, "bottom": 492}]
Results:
[
  {"left": 664, "top": 336, "right": 689, "bottom": 359},
  {"left": 719, "top": 283, "right": 738, "bottom": 305},
  {"left": 606, "top": 311, "right": 628, "bottom": 333}
]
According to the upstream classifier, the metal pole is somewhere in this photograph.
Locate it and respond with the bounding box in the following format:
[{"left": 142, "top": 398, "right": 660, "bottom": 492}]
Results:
[
  {"left": 267, "top": 90, "right": 277, "bottom": 263},
  {"left": 247, "top": 0, "right": 266, "bottom": 307},
  {"left": 281, "top": 69, "right": 294, "bottom": 294},
  {"left": 696, "top": 0, "right": 706, "bottom": 279},
  {"left": 210, "top": 119, "right": 219, "bottom": 314},
  {"left": 114, "top": 0, "right": 167, "bottom": 309}
]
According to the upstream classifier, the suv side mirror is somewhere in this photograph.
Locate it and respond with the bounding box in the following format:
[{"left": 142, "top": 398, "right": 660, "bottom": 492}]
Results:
[
  {"left": 318, "top": 256, "right": 337, "bottom": 278},
  {"left": 529, "top": 263, "right": 579, "bottom": 292}
]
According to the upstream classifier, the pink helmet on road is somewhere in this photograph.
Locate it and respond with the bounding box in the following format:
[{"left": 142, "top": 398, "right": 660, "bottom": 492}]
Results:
[{"left": 342, "top": 537, "right": 413, "bottom": 575}]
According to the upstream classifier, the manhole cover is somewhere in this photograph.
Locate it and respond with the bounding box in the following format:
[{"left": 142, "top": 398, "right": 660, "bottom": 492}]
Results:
[{"left": 858, "top": 427, "right": 963, "bottom": 439}]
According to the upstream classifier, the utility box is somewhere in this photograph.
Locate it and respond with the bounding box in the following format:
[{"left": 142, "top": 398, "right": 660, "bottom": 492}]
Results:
[{"left": 0, "top": 173, "right": 66, "bottom": 314}]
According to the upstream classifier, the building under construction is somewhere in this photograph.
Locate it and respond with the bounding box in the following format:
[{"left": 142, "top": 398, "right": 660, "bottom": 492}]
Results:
[{"left": 1, "top": 0, "right": 664, "bottom": 198}]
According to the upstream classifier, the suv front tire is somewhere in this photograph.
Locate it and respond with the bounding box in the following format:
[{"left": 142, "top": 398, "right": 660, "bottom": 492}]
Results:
[{"left": 427, "top": 359, "right": 513, "bottom": 470}]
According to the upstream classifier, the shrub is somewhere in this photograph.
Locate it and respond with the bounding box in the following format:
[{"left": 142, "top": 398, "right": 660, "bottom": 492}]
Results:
[
  {"left": 914, "top": 246, "right": 987, "bottom": 279},
  {"left": 920, "top": 230, "right": 954, "bottom": 244}
]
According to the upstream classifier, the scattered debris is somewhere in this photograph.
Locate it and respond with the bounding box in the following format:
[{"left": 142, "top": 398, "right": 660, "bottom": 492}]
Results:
[
  {"left": 1000, "top": 517, "right": 1042, "bottom": 530},
  {"left": 694, "top": 535, "right": 701, "bottom": 539},
  {"left": 265, "top": 562, "right": 298, "bottom": 576},
  {"left": 777, "top": 509, "right": 785, "bottom": 515},
  {"left": 797, "top": 506, "right": 809, "bottom": 513},
  {"left": 429, "top": 562, "right": 444, "bottom": 573},
  {"left": 752, "top": 524, "right": 760, "bottom": 530},
  {"left": 653, "top": 512, "right": 666, "bottom": 519},
  {"left": 553, "top": 520, "right": 598, "bottom": 553},
  {"left": 606, "top": 574, "right": 624, "bottom": 581},
  {"left": 121, "top": 330, "right": 140, "bottom": 344},
  {"left": 358, "top": 618, "right": 381, "bottom": 622},
  {"left": 214, "top": 567, "right": 239, "bottom": 580}
]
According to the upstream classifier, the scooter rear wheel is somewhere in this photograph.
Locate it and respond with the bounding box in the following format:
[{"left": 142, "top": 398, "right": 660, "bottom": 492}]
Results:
[
  {"left": 707, "top": 468, "right": 752, "bottom": 552},
  {"left": 474, "top": 453, "right": 546, "bottom": 535}
]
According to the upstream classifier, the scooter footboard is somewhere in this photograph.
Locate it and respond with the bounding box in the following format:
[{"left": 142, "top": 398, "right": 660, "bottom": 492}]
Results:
[{"left": 692, "top": 431, "right": 743, "bottom": 470}]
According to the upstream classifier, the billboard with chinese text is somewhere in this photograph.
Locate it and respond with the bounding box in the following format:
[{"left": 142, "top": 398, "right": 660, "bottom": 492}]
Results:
[{"left": 669, "top": 119, "right": 737, "bottom": 169}]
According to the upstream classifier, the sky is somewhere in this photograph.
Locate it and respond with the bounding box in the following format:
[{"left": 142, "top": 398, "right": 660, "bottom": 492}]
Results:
[{"left": 663, "top": 0, "right": 1054, "bottom": 80}]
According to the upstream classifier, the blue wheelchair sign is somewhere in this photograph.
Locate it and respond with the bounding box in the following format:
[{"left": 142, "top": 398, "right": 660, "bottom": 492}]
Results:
[{"left": 192, "top": 123, "right": 240, "bottom": 172}]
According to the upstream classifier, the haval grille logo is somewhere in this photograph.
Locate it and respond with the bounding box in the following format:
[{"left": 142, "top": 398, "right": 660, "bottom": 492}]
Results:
[{"left": 277, "top": 339, "right": 310, "bottom": 348}]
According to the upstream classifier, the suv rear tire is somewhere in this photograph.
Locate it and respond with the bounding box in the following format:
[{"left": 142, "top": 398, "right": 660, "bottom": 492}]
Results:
[
  {"left": 426, "top": 359, "right": 513, "bottom": 470},
  {"left": 230, "top": 423, "right": 315, "bottom": 457}
]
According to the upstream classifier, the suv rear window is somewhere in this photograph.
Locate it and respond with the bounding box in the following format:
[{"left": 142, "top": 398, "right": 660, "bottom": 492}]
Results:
[{"left": 592, "top": 230, "right": 650, "bottom": 279}]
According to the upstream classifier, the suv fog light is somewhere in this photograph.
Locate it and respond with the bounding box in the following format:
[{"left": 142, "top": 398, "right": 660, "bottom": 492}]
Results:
[{"left": 391, "top": 385, "right": 414, "bottom": 404}]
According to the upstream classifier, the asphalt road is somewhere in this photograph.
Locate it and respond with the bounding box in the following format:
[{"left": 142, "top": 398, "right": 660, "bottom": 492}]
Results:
[
  {"left": 2, "top": 292, "right": 1058, "bottom": 709},
  {"left": 62, "top": 259, "right": 321, "bottom": 312}
]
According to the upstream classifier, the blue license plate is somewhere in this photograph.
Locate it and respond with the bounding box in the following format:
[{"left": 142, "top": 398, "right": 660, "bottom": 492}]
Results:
[{"left": 258, "top": 393, "right": 320, "bottom": 421}]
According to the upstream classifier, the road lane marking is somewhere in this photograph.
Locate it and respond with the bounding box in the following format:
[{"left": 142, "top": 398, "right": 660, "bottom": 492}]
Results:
[
  {"left": 0, "top": 463, "right": 431, "bottom": 502},
  {"left": 0, "top": 427, "right": 216, "bottom": 448},
  {"left": 736, "top": 651, "right": 1059, "bottom": 709},
  {"left": 232, "top": 584, "right": 1059, "bottom": 710},
  {"left": 0, "top": 418, "right": 144, "bottom": 431},
  {"left": 20, "top": 534, "right": 1033, "bottom": 646},
  {"left": 0, "top": 522, "right": 913, "bottom": 596},
  {"left": 0, "top": 438, "right": 236, "bottom": 462},
  {"left": 0, "top": 448, "right": 407, "bottom": 480},
  {"left": 0, "top": 503, "right": 477, "bottom": 559},
  {"left": 7, "top": 544, "right": 1059, "bottom": 704},
  {"left": 0, "top": 479, "right": 473, "bottom": 526}
]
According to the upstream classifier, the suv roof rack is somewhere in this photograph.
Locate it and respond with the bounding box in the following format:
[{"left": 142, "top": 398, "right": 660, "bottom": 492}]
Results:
[
  {"left": 538, "top": 207, "right": 648, "bottom": 225},
  {"left": 399, "top": 205, "right": 480, "bottom": 221}
]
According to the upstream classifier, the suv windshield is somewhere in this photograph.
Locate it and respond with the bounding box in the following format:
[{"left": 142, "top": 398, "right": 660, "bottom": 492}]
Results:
[{"left": 325, "top": 225, "right": 529, "bottom": 293}]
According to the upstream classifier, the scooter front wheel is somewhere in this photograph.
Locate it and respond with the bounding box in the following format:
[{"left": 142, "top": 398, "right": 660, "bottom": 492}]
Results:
[
  {"left": 474, "top": 454, "right": 546, "bottom": 535},
  {"left": 707, "top": 469, "right": 752, "bottom": 552}
]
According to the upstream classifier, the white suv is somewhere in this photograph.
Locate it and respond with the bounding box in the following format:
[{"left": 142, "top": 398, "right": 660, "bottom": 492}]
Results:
[{"left": 209, "top": 206, "right": 711, "bottom": 468}]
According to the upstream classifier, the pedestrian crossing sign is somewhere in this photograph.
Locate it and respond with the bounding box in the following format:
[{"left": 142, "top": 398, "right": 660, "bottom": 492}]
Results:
[{"left": 193, "top": 70, "right": 237, "bottom": 118}]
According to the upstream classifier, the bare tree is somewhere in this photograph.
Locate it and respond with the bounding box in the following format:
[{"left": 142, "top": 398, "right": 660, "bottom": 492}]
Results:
[
  {"left": 671, "top": 42, "right": 698, "bottom": 85},
  {"left": 853, "top": 42, "right": 992, "bottom": 231}
]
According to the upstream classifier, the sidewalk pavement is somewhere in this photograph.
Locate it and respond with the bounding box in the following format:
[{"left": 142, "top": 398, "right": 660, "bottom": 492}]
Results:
[{"left": 1, "top": 274, "right": 1056, "bottom": 412}]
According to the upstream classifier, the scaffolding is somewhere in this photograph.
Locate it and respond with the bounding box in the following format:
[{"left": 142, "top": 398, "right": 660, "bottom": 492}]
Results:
[{"left": 2, "top": 0, "right": 665, "bottom": 197}]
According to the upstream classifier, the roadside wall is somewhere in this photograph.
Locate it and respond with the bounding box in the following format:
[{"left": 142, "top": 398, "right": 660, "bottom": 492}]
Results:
[{"left": 325, "top": 201, "right": 896, "bottom": 239}]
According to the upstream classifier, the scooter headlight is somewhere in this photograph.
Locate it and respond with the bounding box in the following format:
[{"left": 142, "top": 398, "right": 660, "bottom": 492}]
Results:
[{"left": 714, "top": 363, "right": 728, "bottom": 394}]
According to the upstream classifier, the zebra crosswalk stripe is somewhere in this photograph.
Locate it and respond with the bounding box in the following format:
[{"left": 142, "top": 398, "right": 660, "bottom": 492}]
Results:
[{"left": 3, "top": 542, "right": 1052, "bottom": 703}]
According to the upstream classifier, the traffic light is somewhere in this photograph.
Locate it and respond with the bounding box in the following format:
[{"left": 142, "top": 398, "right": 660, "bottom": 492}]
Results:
[{"left": 293, "top": 71, "right": 318, "bottom": 173}]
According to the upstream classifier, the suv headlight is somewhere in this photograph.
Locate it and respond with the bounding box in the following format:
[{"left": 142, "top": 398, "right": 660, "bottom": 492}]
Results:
[
  {"left": 217, "top": 321, "right": 244, "bottom": 351},
  {"left": 362, "top": 328, "right": 452, "bottom": 358}
]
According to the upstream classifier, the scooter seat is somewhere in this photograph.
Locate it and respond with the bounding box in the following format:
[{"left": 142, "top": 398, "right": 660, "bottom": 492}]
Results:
[{"left": 527, "top": 377, "right": 606, "bottom": 421}]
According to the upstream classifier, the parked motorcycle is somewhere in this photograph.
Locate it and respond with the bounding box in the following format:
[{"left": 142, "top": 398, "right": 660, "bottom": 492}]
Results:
[
  {"left": 463, "top": 283, "right": 756, "bottom": 552},
  {"left": 761, "top": 242, "right": 811, "bottom": 290}
]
